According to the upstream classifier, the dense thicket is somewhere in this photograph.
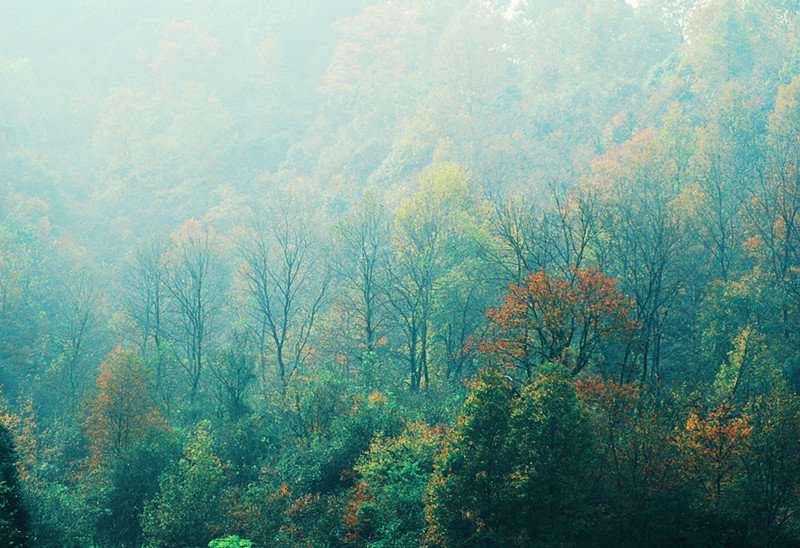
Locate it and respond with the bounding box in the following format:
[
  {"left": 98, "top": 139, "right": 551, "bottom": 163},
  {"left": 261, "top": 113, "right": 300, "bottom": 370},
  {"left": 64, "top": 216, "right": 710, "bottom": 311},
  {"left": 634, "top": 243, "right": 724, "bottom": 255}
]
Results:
[
  {"left": 3, "top": 0, "right": 800, "bottom": 546},
  {"left": 0, "top": 420, "right": 27, "bottom": 547}
]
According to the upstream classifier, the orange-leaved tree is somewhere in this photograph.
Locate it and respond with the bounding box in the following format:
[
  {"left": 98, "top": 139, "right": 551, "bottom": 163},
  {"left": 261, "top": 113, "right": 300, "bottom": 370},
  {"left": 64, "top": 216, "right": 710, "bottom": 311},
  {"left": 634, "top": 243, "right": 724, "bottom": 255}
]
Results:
[
  {"left": 0, "top": 397, "right": 41, "bottom": 483},
  {"left": 84, "top": 351, "right": 169, "bottom": 467},
  {"left": 474, "top": 268, "right": 639, "bottom": 380},
  {"left": 578, "top": 378, "right": 690, "bottom": 543},
  {"left": 82, "top": 350, "right": 176, "bottom": 547},
  {"left": 679, "top": 402, "right": 752, "bottom": 532}
]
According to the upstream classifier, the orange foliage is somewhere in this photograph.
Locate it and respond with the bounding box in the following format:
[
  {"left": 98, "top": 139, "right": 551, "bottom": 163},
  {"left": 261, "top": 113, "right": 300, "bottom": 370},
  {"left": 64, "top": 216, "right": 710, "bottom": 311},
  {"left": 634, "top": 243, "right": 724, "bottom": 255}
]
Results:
[
  {"left": 224, "top": 483, "right": 291, "bottom": 546},
  {"left": 681, "top": 403, "right": 752, "bottom": 507},
  {"left": 343, "top": 482, "right": 375, "bottom": 546},
  {"left": 578, "top": 377, "right": 683, "bottom": 501},
  {"left": 578, "top": 377, "right": 640, "bottom": 431},
  {"left": 84, "top": 351, "right": 168, "bottom": 467},
  {"left": 0, "top": 397, "right": 41, "bottom": 481},
  {"left": 367, "top": 390, "right": 386, "bottom": 405},
  {"left": 474, "top": 268, "right": 638, "bottom": 378}
]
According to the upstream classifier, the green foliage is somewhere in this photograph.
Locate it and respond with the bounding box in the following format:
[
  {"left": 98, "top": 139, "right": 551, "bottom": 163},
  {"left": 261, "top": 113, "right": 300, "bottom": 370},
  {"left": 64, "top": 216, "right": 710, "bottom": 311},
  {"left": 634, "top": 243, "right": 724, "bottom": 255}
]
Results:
[
  {"left": 24, "top": 479, "right": 96, "bottom": 548},
  {"left": 740, "top": 388, "right": 800, "bottom": 545},
  {"left": 212, "top": 413, "right": 276, "bottom": 489},
  {"left": 698, "top": 280, "right": 786, "bottom": 401},
  {"left": 92, "top": 442, "right": 181, "bottom": 548},
  {"left": 208, "top": 535, "right": 255, "bottom": 548},
  {"left": 345, "top": 421, "right": 445, "bottom": 547},
  {"left": 209, "top": 333, "right": 256, "bottom": 421},
  {"left": 509, "top": 368, "right": 601, "bottom": 544},
  {"left": 0, "top": 420, "right": 27, "bottom": 547},
  {"left": 141, "top": 421, "right": 227, "bottom": 548},
  {"left": 424, "top": 368, "right": 517, "bottom": 547},
  {"left": 285, "top": 388, "right": 403, "bottom": 495}
]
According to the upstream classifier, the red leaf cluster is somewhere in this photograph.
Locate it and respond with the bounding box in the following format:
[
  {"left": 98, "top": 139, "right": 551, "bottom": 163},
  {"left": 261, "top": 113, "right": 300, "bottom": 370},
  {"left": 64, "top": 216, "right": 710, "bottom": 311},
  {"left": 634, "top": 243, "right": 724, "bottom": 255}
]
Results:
[{"left": 473, "top": 268, "right": 638, "bottom": 378}]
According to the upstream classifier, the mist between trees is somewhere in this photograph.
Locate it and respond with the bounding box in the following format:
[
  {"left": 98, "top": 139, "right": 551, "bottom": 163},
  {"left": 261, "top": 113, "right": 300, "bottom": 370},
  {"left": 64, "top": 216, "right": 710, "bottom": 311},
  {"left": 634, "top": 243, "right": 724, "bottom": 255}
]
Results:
[{"left": 3, "top": 0, "right": 800, "bottom": 546}]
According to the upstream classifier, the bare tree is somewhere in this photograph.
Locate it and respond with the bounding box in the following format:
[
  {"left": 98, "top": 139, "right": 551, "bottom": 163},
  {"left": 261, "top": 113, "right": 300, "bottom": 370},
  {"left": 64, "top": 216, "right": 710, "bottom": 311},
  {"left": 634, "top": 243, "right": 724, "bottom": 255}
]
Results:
[
  {"left": 51, "top": 266, "right": 110, "bottom": 412},
  {"left": 694, "top": 86, "right": 760, "bottom": 282},
  {"left": 167, "top": 220, "right": 227, "bottom": 404},
  {"left": 589, "top": 129, "right": 700, "bottom": 382},
  {"left": 209, "top": 329, "right": 256, "bottom": 420},
  {"left": 238, "top": 204, "right": 329, "bottom": 394},
  {"left": 332, "top": 193, "right": 392, "bottom": 386},
  {"left": 487, "top": 186, "right": 594, "bottom": 284},
  {"left": 119, "top": 236, "right": 182, "bottom": 414},
  {"left": 386, "top": 259, "right": 431, "bottom": 391},
  {"left": 121, "top": 237, "right": 170, "bottom": 359}
]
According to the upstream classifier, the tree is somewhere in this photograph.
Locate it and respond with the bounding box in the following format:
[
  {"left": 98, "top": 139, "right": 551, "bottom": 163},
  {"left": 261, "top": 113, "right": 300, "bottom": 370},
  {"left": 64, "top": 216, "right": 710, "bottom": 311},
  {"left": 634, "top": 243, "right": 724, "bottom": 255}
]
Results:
[
  {"left": 588, "top": 127, "right": 701, "bottom": 382},
  {"left": 283, "top": 387, "right": 403, "bottom": 496},
  {"left": 0, "top": 419, "right": 27, "bottom": 547},
  {"left": 344, "top": 421, "right": 445, "bottom": 547},
  {"left": 319, "top": 1, "right": 425, "bottom": 127},
  {"left": 0, "top": 192, "right": 52, "bottom": 386},
  {"left": 679, "top": 402, "right": 752, "bottom": 543},
  {"left": 683, "top": 0, "right": 779, "bottom": 91},
  {"left": 745, "top": 76, "right": 800, "bottom": 325},
  {"left": 208, "top": 536, "right": 255, "bottom": 548},
  {"left": 509, "top": 368, "right": 601, "bottom": 544},
  {"left": 121, "top": 237, "right": 171, "bottom": 364},
  {"left": 317, "top": 0, "right": 462, "bottom": 186},
  {"left": 389, "top": 162, "right": 489, "bottom": 390},
  {"left": 222, "top": 483, "right": 290, "bottom": 548},
  {"left": 81, "top": 351, "right": 175, "bottom": 548},
  {"left": 209, "top": 330, "right": 257, "bottom": 421},
  {"left": 84, "top": 352, "right": 169, "bottom": 467},
  {"left": 487, "top": 188, "right": 595, "bottom": 284},
  {"left": 1, "top": 395, "right": 96, "bottom": 547},
  {"left": 91, "top": 78, "right": 236, "bottom": 228},
  {"left": 120, "top": 236, "right": 181, "bottom": 414},
  {"left": 332, "top": 192, "right": 392, "bottom": 389},
  {"left": 475, "top": 268, "right": 638, "bottom": 381},
  {"left": 578, "top": 377, "right": 691, "bottom": 545},
  {"left": 237, "top": 202, "right": 328, "bottom": 394},
  {"left": 48, "top": 264, "right": 110, "bottom": 413},
  {"left": 430, "top": 4, "right": 509, "bottom": 121},
  {"left": 692, "top": 84, "right": 762, "bottom": 282},
  {"left": 167, "top": 220, "right": 227, "bottom": 404},
  {"left": 142, "top": 421, "right": 227, "bottom": 548},
  {"left": 740, "top": 389, "right": 800, "bottom": 545},
  {"left": 431, "top": 256, "right": 495, "bottom": 382},
  {"left": 424, "top": 369, "right": 517, "bottom": 547}
]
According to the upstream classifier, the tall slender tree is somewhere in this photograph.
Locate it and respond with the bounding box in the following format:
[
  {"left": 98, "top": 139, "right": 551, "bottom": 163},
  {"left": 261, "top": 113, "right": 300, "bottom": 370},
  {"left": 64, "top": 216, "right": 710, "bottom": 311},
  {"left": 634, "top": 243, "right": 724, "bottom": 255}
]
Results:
[
  {"left": 238, "top": 202, "right": 329, "bottom": 394},
  {"left": 167, "top": 220, "right": 227, "bottom": 404}
]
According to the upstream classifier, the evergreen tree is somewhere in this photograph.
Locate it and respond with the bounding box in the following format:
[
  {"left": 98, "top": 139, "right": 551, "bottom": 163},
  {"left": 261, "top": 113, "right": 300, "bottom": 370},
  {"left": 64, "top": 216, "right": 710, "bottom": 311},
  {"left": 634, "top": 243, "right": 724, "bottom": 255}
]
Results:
[
  {"left": 0, "top": 420, "right": 28, "bottom": 547},
  {"left": 511, "top": 368, "right": 601, "bottom": 544},
  {"left": 424, "top": 368, "right": 518, "bottom": 547}
]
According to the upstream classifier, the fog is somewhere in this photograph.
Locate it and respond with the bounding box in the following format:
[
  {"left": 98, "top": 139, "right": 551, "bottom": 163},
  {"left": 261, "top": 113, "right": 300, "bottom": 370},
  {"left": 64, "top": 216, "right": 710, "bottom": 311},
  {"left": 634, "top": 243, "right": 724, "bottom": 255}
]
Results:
[
  {"left": 1, "top": 0, "right": 684, "bottom": 247},
  {"left": 3, "top": 1, "right": 800, "bottom": 546}
]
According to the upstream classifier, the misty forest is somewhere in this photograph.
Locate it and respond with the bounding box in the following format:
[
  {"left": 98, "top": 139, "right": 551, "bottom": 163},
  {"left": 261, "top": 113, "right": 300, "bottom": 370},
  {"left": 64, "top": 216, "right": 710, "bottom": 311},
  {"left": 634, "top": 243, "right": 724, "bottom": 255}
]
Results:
[{"left": 5, "top": 0, "right": 800, "bottom": 546}]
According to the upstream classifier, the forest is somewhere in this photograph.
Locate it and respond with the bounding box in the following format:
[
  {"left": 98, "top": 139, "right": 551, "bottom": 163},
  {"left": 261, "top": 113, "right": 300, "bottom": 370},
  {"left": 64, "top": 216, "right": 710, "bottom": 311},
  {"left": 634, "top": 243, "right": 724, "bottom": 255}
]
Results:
[{"left": 2, "top": 0, "right": 800, "bottom": 546}]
